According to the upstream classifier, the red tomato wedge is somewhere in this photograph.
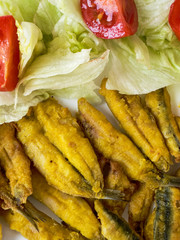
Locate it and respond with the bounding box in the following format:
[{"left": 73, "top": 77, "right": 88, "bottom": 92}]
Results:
[
  {"left": 0, "top": 15, "right": 20, "bottom": 91},
  {"left": 80, "top": 0, "right": 138, "bottom": 39},
  {"left": 169, "top": 0, "right": 180, "bottom": 40}
]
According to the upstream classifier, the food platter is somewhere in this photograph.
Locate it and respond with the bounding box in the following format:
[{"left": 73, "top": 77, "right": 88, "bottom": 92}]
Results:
[
  {"left": 0, "top": 92, "right": 179, "bottom": 240},
  {"left": 0, "top": 0, "right": 180, "bottom": 239}
]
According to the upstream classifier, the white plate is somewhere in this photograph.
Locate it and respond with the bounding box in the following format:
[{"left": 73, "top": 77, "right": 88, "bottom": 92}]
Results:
[{"left": 0, "top": 92, "right": 180, "bottom": 239}]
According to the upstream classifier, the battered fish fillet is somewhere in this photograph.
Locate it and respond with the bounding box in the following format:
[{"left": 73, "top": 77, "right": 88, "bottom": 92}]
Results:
[
  {"left": 145, "top": 88, "right": 180, "bottom": 162},
  {"left": 100, "top": 79, "right": 171, "bottom": 172},
  {"left": 33, "top": 98, "right": 103, "bottom": 193},
  {"left": 1, "top": 201, "right": 85, "bottom": 240},
  {"left": 145, "top": 187, "right": 180, "bottom": 240},
  {"left": 95, "top": 200, "right": 142, "bottom": 240},
  {"left": 100, "top": 159, "right": 135, "bottom": 218},
  {"left": 17, "top": 114, "right": 124, "bottom": 200},
  {"left": 32, "top": 168, "right": 101, "bottom": 240},
  {"left": 0, "top": 123, "right": 32, "bottom": 204},
  {"left": 78, "top": 98, "right": 180, "bottom": 189},
  {"left": 128, "top": 183, "right": 154, "bottom": 237}
]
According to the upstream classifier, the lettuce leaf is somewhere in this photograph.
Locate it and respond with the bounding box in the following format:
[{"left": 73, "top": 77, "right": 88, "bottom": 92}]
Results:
[
  {"left": 17, "top": 21, "right": 45, "bottom": 78},
  {"left": 22, "top": 49, "right": 109, "bottom": 96},
  {"left": 0, "top": 88, "right": 49, "bottom": 124},
  {"left": 1, "top": 0, "right": 180, "bottom": 123}
]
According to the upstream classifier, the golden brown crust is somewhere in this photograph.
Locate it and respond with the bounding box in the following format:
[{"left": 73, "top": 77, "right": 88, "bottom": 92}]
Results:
[
  {"left": 100, "top": 79, "right": 171, "bottom": 172},
  {"left": 145, "top": 88, "right": 180, "bottom": 162},
  {"left": 78, "top": 97, "right": 163, "bottom": 189},
  {"left": 128, "top": 183, "right": 154, "bottom": 237},
  {"left": 1, "top": 201, "right": 85, "bottom": 240},
  {"left": 33, "top": 98, "right": 103, "bottom": 193},
  {"left": 32, "top": 168, "right": 101, "bottom": 240},
  {"left": 0, "top": 123, "right": 32, "bottom": 203},
  {"left": 17, "top": 114, "right": 95, "bottom": 198}
]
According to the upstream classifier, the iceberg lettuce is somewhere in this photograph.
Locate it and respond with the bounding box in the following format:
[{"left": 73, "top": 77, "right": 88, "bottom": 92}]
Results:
[{"left": 1, "top": 0, "right": 180, "bottom": 123}]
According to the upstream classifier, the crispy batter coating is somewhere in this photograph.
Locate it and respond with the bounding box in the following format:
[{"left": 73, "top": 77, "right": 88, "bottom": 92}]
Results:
[
  {"left": 33, "top": 98, "right": 103, "bottom": 193},
  {"left": 17, "top": 114, "right": 95, "bottom": 198},
  {"left": 145, "top": 88, "right": 180, "bottom": 162},
  {"left": 128, "top": 183, "right": 154, "bottom": 237},
  {"left": 32, "top": 168, "right": 101, "bottom": 240},
  {"left": 100, "top": 79, "right": 171, "bottom": 172},
  {"left": 1, "top": 201, "right": 85, "bottom": 240},
  {"left": 100, "top": 159, "right": 136, "bottom": 217},
  {"left": 78, "top": 98, "right": 175, "bottom": 189},
  {"left": 95, "top": 200, "right": 142, "bottom": 240},
  {"left": 0, "top": 123, "right": 32, "bottom": 204},
  {"left": 17, "top": 113, "right": 125, "bottom": 201}
]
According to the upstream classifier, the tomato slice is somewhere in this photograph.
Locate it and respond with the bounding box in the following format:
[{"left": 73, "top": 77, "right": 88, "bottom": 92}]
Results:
[
  {"left": 169, "top": 0, "right": 180, "bottom": 40},
  {"left": 0, "top": 15, "right": 20, "bottom": 91},
  {"left": 80, "top": 0, "right": 138, "bottom": 39}
]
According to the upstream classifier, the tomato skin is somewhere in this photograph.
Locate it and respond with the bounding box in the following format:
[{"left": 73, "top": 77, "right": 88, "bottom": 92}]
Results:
[
  {"left": 169, "top": 0, "right": 180, "bottom": 40},
  {"left": 0, "top": 15, "right": 20, "bottom": 91},
  {"left": 80, "top": 0, "right": 138, "bottom": 39}
]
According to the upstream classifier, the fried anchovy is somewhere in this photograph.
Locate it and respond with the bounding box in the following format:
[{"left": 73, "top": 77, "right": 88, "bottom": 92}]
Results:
[
  {"left": 32, "top": 168, "right": 101, "bottom": 240},
  {"left": 95, "top": 200, "right": 142, "bottom": 240},
  {"left": 78, "top": 98, "right": 180, "bottom": 189},
  {"left": 153, "top": 187, "right": 180, "bottom": 240},
  {"left": 17, "top": 113, "right": 125, "bottom": 201},
  {"left": 0, "top": 123, "right": 32, "bottom": 204},
  {"left": 33, "top": 98, "right": 103, "bottom": 194},
  {"left": 128, "top": 183, "right": 154, "bottom": 237},
  {"left": 145, "top": 88, "right": 180, "bottom": 162},
  {"left": 100, "top": 79, "right": 171, "bottom": 172},
  {"left": 0, "top": 168, "right": 43, "bottom": 230},
  {"left": 100, "top": 158, "right": 136, "bottom": 218},
  {"left": 1, "top": 200, "right": 86, "bottom": 240}
]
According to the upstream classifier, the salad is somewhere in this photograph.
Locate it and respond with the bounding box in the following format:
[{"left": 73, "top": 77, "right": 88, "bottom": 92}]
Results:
[{"left": 0, "top": 0, "right": 180, "bottom": 123}]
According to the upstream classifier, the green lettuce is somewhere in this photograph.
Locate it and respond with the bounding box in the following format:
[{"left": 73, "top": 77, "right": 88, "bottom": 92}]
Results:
[
  {"left": 1, "top": 0, "right": 180, "bottom": 123},
  {"left": 0, "top": 88, "right": 49, "bottom": 124},
  {"left": 0, "top": 0, "right": 109, "bottom": 123}
]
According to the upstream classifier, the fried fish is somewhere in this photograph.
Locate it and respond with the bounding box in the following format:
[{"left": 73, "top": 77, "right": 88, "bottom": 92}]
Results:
[
  {"left": 17, "top": 112, "right": 124, "bottom": 200},
  {"left": 33, "top": 98, "right": 103, "bottom": 193},
  {"left": 0, "top": 123, "right": 32, "bottom": 204},
  {"left": 1, "top": 201, "right": 85, "bottom": 240},
  {"left": 145, "top": 88, "right": 180, "bottom": 162},
  {"left": 144, "top": 187, "right": 180, "bottom": 240},
  {"left": 100, "top": 79, "right": 171, "bottom": 172},
  {"left": 78, "top": 98, "right": 180, "bottom": 189},
  {"left": 95, "top": 200, "right": 142, "bottom": 240},
  {"left": 32, "top": 168, "right": 101, "bottom": 240}
]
